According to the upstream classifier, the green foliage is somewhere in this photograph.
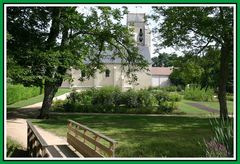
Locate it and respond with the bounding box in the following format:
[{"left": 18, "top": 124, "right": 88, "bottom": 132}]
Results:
[
  {"left": 92, "top": 86, "right": 121, "bottom": 106},
  {"left": 151, "top": 7, "right": 233, "bottom": 118},
  {"left": 168, "top": 92, "right": 182, "bottom": 102},
  {"left": 153, "top": 90, "right": 180, "bottom": 113},
  {"left": 169, "top": 54, "right": 204, "bottom": 86},
  {"left": 121, "top": 89, "right": 138, "bottom": 108},
  {"left": 148, "top": 85, "right": 183, "bottom": 93},
  {"left": 151, "top": 53, "right": 178, "bottom": 67},
  {"left": 7, "top": 7, "right": 148, "bottom": 86},
  {"left": 51, "top": 87, "right": 180, "bottom": 114},
  {"left": 137, "top": 89, "right": 156, "bottom": 107},
  {"left": 184, "top": 86, "right": 214, "bottom": 102},
  {"left": 7, "top": 7, "right": 149, "bottom": 117},
  {"left": 199, "top": 47, "right": 221, "bottom": 91},
  {"left": 7, "top": 84, "right": 41, "bottom": 105}
]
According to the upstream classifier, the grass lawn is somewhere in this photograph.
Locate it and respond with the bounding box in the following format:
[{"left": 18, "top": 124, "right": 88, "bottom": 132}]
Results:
[
  {"left": 31, "top": 114, "right": 215, "bottom": 157},
  {"left": 8, "top": 88, "right": 71, "bottom": 109}
]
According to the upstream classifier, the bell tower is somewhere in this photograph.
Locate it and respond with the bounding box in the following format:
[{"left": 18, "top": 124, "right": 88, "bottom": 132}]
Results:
[{"left": 127, "top": 13, "right": 151, "bottom": 47}]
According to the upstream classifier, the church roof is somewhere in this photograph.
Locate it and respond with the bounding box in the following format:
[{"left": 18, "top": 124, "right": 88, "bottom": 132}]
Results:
[
  {"left": 150, "top": 67, "right": 173, "bottom": 76},
  {"left": 101, "top": 46, "right": 151, "bottom": 64}
]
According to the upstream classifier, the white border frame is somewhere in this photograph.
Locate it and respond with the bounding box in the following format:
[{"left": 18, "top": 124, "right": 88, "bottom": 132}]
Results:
[{"left": 3, "top": 3, "right": 237, "bottom": 161}]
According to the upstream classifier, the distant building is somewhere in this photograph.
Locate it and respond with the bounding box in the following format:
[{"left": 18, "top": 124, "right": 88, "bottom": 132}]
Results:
[
  {"left": 150, "top": 67, "right": 173, "bottom": 87},
  {"left": 61, "top": 13, "right": 172, "bottom": 90}
]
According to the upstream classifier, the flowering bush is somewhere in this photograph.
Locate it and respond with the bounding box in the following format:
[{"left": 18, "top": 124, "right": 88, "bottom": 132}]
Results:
[{"left": 204, "top": 140, "right": 228, "bottom": 157}]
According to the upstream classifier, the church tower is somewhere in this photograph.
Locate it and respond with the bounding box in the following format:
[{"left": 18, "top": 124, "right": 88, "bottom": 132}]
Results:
[{"left": 127, "top": 13, "right": 151, "bottom": 48}]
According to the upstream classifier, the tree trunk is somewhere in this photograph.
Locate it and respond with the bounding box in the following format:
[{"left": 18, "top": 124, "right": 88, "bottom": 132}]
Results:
[
  {"left": 38, "top": 8, "right": 62, "bottom": 119},
  {"left": 218, "top": 44, "right": 230, "bottom": 119},
  {"left": 38, "top": 79, "right": 63, "bottom": 119}
]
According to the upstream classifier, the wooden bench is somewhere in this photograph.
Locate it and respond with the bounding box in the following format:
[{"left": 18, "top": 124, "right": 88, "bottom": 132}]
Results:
[
  {"left": 67, "top": 119, "right": 117, "bottom": 157},
  {"left": 27, "top": 120, "right": 117, "bottom": 158}
]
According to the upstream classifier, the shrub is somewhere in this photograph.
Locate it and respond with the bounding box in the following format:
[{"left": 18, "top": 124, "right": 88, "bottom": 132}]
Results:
[
  {"left": 168, "top": 92, "right": 182, "bottom": 102},
  {"left": 122, "top": 89, "right": 138, "bottom": 108},
  {"left": 52, "top": 87, "right": 179, "bottom": 114},
  {"left": 51, "top": 100, "right": 67, "bottom": 112},
  {"left": 158, "top": 101, "right": 177, "bottom": 113},
  {"left": 7, "top": 84, "right": 41, "bottom": 105},
  {"left": 154, "top": 91, "right": 179, "bottom": 113},
  {"left": 67, "top": 91, "right": 82, "bottom": 104},
  {"left": 137, "top": 89, "right": 157, "bottom": 107},
  {"left": 162, "top": 86, "right": 177, "bottom": 92},
  {"left": 92, "top": 86, "right": 121, "bottom": 106},
  {"left": 184, "top": 86, "right": 214, "bottom": 101}
]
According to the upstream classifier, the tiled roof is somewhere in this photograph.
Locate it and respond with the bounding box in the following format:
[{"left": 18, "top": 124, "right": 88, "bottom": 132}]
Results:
[
  {"left": 150, "top": 67, "right": 173, "bottom": 76},
  {"left": 97, "top": 45, "right": 151, "bottom": 64}
]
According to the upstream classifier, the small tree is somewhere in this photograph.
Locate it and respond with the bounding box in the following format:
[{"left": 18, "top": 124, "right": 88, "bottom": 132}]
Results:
[{"left": 7, "top": 6, "right": 148, "bottom": 118}]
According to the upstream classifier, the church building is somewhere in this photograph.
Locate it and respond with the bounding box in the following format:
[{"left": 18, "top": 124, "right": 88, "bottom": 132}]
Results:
[{"left": 61, "top": 13, "right": 172, "bottom": 90}]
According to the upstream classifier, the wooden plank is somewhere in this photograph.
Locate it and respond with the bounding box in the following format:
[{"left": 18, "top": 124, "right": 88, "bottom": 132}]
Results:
[
  {"left": 68, "top": 126, "right": 113, "bottom": 156},
  {"left": 27, "top": 120, "right": 48, "bottom": 147},
  {"left": 68, "top": 120, "right": 117, "bottom": 144},
  {"left": 56, "top": 145, "right": 79, "bottom": 157},
  {"left": 67, "top": 133, "right": 103, "bottom": 157},
  {"left": 46, "top": 146, "right": 63, "bottom": 158}
]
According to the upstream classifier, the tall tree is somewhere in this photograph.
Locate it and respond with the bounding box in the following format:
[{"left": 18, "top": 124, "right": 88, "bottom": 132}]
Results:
[
  {"left": 151, "top": 7, "right": 233, "bottom": 119},
  {"left": 169, "top": 54, "right": 203, "bottom": 86},
  {"left": 7, "top": 7, "right": 148, "bottom": 118},
  {"left": 151, "top": 52, "right": 178, "bottom": 67}
]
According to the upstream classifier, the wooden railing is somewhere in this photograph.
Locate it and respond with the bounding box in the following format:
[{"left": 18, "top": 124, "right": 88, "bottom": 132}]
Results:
[
  {"left": 67, "top": 119, "right": 117, "bottom": 157},
  {"left": 27, "top": 120, "right": 49, "bottom": 157}
]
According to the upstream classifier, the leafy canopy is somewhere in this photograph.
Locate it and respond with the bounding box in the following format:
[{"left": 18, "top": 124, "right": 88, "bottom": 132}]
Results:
[{"left": 7, "top": 7, "right": 148, "bottom": 86}]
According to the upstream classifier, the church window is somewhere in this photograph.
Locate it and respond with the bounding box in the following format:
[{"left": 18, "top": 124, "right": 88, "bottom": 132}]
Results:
[
  {"left": 81, "top": 70, "right": 86, "bottom": 77},
  {"left": 139, "top": 28, "right": 143, "bottom": 42},
  {"left": 105, "top": 69, "right": 110, "bottom": 77}
]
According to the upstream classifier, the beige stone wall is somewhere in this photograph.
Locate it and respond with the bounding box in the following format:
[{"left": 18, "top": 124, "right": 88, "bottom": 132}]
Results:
[{"left": 62, "top": 64, "right": 152, "bottom": 90}]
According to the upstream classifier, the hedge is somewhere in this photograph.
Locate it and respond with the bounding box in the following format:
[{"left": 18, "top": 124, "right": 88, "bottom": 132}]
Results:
[
  {"left": 7, "top": 84, "right": 41, "bottom": 105},
  {"left": 51, "top": 87, "right": 181, "bottom": 114}
]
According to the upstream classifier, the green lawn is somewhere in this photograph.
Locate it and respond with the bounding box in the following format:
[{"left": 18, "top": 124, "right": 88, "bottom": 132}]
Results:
[
  {"left": 8, "top": 88, "right": 71, "bottom": 109},
  {"left": 31, "top": 114, "right": 215, "bottom": 157}
]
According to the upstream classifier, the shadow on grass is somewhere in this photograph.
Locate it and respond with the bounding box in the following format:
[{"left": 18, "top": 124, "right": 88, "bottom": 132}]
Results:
[
  {"left": 31, "top": 114, "right": 219, "bottom": 157},
  {"left": 7, "top": 107, "right": 40, "bottom": 120}
]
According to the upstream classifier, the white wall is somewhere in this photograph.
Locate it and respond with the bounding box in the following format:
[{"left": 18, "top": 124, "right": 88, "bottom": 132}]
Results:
[{"left": 151, "top": 75, "right": 171, "bottom": 87}]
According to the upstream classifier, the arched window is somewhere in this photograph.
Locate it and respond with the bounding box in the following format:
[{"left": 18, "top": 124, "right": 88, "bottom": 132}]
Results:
[
  {"left": 105, "top": 69, "right": 110, "bottom": 77},
  {"left": 139, "top": 28, "right": 143, "bottom": 42},
  {"left": 81, "top": 70, "right": 86, "bottom": 77}
]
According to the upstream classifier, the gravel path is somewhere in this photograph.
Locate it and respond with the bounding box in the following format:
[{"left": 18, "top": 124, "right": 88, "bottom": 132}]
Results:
[
  {"left": 6, "top": 93, "right": 70, "bottom": 149},
  {"left": 186, "top": 102, "right": 218, "bottom": 113}
]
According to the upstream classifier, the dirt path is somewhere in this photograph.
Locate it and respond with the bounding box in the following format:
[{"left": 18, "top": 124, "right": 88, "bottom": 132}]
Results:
[
  {"left": 7, "top": 93, "right": 70, "bottom": 149},
  {"left": 7, "top": 119, "right": 67, "bottom": 148},
  {"left": 186, "top": 102, "right": 218, "bottom": 113}
]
